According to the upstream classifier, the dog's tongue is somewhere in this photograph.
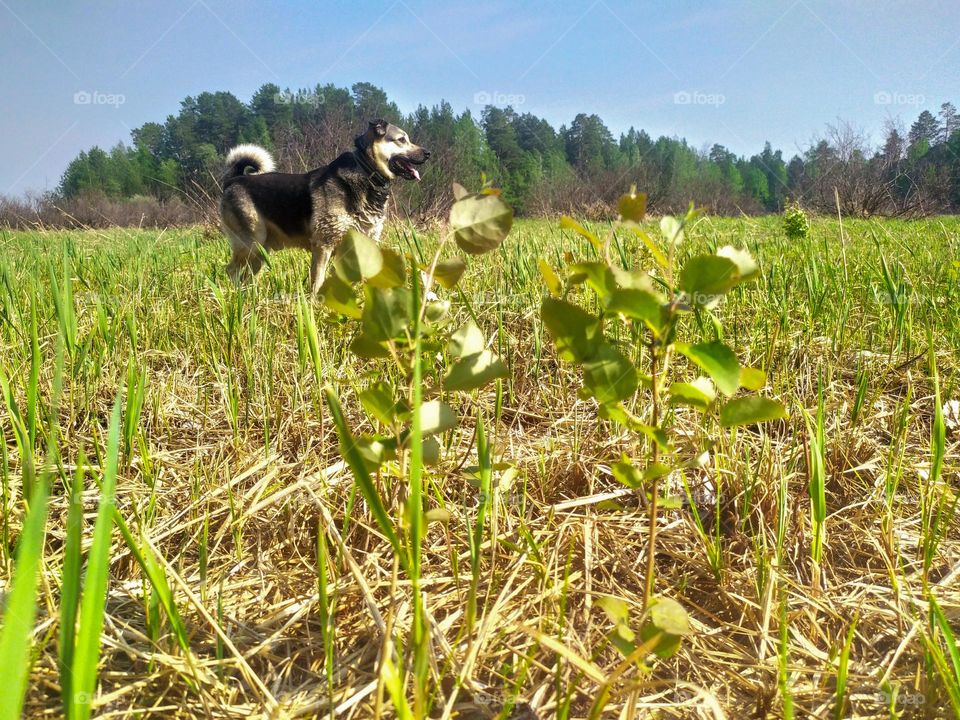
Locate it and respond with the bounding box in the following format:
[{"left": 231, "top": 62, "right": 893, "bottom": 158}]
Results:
[{"left": 411, "top": 165, "right": 420, "bottom": 181}]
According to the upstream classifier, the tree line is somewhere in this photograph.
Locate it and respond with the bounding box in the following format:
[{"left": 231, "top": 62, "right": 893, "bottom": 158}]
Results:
[{"left": 53, "top": 82, "right": 960, "bottom": 220}]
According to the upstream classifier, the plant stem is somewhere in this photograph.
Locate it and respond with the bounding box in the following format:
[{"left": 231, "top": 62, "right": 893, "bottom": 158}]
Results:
[{"left": 644, "top": 341, "right": 660, "bottom": 610}]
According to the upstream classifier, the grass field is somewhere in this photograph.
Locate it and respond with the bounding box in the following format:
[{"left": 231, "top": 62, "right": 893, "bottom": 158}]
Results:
[{"left": 0, "top": 211, "right": 958, "bottom": 719}]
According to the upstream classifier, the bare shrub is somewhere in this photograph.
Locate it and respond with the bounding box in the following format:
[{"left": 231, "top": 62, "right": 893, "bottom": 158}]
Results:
[{"left": 0, "top": 192, "right": 201, "bottom": 229}]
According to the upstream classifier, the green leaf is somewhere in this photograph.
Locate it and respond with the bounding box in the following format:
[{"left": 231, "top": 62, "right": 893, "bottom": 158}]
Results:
[
  {"left": 679, "top": 255, "right": 739, "bottom": 302},
  {"left": 425, "top": 507, "right": 450, "bottom": 524},
  {"left": 354, "top": 435, "right": 395, "bottom": 471},
  {"left": 717, "top": 245, "right": 759, "bottom": 283},
  {"left": 418, "top": 400, "right": 457, "bottom": 436},
  {"left": 739, "top": 366, "right": 767, "bottom": 391},
  {"left": 612, "top": 458, "right": 642, "bottom": 488},
  {"left": 611, "top": 458, "right": 669, "bottom": 488},
  {"left": 434, "top": 257, "right": 466, "bottom": 289},
  {"left": 450, "top": 193, "right": 513, "bottom": 254},
  {"left": 362, "top": 286, "right": 410, "bottom": 341},
  {"left": 660, "top": 216, "right": 684, "bottom": 246},
  {"left": 597, "top": 595, "right": 631, "bottom": 625},
  {"left": 639, "top": 596, "right": 692, "bottom": 659},
  {"left": 422, "top": 437, "right": 441, "bottom": 466},
  {"left": 541, "top": 297, "right": 602, "bottom": 363},
  {"left": 643, "top": 462, "right": 672, "bottom": 481},
  {"left": 676, "top": 341, "right": 740, "bottom": 397},
  {"left": 599, "top": 403, "right": 643, "bottom": 430},
  {"left": 719, "top": 396, "right": 789, "bottom": 427},
  {"left": 320, "top": 274, "right": 361, "bottom": 319},
  {"left": 350, "top": 333, "right": 390, "bottom": 358},
  {"left": 367, "top": 247, "right": 405, "bottom": 288},
  {"left": 538, "top": 258, "right": 562, "bottom": 297},
  {"left": 569, "top": 262, "right": 616, "bottom": 300},
  {"left": 444, "top": 350, "right": 509, "bottom": 392},
  {"left": 582, "top": 343, "right": 638, "bottom": 404},
  {"left": 608, "top": 625, "right": 638, "bottom": 658},
  {"left": 639, "top": 624, "right": 681, "bottom": 659},
  {"left": 660, "top": 495, "right": 684, "bottom": 509},
  {"left": 668, "top": 377, "right": 716, "bottom": 409},
  {"left": 606, "top": 287, "right": 663, "bottom": 334},
  {"left": 560, "top": 215, "right": 601, "bottom": 250},
  {"left": 424, "top": 300, "right": 451, "bottom": 325},
  {"left": 648, "top": 597, "right": 692, "bottom": 636},
  {"left": 359, "top": 382, "right": 399, "bottom": 426},
  {"left": 334, "top": 229, "right": 383, "bottom": 282},
  {"left": 599, "top": 405, "right": 668, "bottom": 448},
  {"left": 617, "top": 188, "right": 647, "bottom": 222},
  {"left": 448, "top": 321, "right": 485, "bottom": 358}
]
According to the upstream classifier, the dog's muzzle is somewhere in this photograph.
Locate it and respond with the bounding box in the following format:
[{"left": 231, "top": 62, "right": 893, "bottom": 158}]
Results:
[{"left": 389, "top": 148, "right": 430, "bottom": 181}]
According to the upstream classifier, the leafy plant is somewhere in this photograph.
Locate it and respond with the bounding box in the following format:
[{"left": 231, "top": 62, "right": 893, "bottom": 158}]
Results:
[
  {"left": 539, "top": 189, "right": 787, "bottom": 642},
  {"left": 783, "top": 201, "right": 810, "bottom": 241},
  {"left": 318, "top": 182, "right": 514, "bottom": 715},
  {"left": 531, "top": 193, "right": 791, "bottom": 714}
]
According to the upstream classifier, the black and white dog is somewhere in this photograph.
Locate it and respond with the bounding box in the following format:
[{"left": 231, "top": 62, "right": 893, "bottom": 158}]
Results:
[{"left": 219, "top": 120, "right": 430, "bottom": 293}]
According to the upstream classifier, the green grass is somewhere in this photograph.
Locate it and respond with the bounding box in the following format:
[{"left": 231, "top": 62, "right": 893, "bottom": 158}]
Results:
[{"left": 0, "top": 214, "right": 957, "bottom": 718}]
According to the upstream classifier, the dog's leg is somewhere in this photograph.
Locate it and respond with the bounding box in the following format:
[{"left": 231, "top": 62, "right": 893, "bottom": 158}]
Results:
[
  {"left": 310, "top": 244, "right": 333, "bottom": 297},
  {"left": 226, "top": 243, "right": 265, "bottom": 283},
  {"left": 223, "top": 215, "right": 266, "bottom": 283},
  {"left": 225, "top": 229, "right": 252, "bottom": 283}
]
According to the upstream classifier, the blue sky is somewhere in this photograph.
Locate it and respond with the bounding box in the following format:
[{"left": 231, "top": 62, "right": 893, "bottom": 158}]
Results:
[{"left": 2, "top": 0, "right": 958, "bottom": 195}]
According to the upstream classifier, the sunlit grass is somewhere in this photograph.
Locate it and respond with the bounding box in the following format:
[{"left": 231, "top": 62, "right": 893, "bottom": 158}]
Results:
[{"left": 0, "top": 213, "right": 956, "bottom": 717}]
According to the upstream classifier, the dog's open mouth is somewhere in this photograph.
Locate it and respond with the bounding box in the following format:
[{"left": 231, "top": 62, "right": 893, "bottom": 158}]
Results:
[{"left": 390, "top": 156, "right": 423, "bottom": 181}]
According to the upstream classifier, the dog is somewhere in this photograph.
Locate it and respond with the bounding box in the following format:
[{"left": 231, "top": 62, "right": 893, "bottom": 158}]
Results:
[{"left": 219, "top": 120, "right": 430, "bottom": 294}]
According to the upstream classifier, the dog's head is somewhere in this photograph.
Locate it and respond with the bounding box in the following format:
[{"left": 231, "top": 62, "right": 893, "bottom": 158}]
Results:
[{"left": 358, "top": 120, "right": 430, "bottom": 181}]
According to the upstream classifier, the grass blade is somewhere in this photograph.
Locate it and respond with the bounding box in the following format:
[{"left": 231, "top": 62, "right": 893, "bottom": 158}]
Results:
[
  {"left": 70, "top": 397, "right": 122, "bottom": 720},
  {"left": 323, "top": 386, "right": 405, "bottom": 568},
  {"left": 59, "top": 455, "right": 87, "bottom": 716},
  {"left": 0, "top": 478, "right": 50, "bottom": 719}
]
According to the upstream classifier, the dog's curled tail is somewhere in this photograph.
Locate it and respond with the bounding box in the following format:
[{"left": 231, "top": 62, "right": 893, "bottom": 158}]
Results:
[{"left": 222, "top": 144, "right": 275, "bottom": 182}]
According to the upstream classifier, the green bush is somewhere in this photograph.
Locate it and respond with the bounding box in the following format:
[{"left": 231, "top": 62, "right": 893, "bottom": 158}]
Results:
[{"left": 783, "top": 201, "right": 810, "bottom": 240}]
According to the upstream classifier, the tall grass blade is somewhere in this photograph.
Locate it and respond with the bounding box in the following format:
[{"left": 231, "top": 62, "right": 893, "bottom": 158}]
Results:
[
  {"left": 70, "top": 397, "right": 122, "bottom": 720},
  {"left": 323, "top": 387, "right": 405, "bottom": 567},
  {"left": 59, "top": 456, "right": 87, "bottom": 716},
  {"left": 0, "top": 478, "right": 50, "bottom": 719}
]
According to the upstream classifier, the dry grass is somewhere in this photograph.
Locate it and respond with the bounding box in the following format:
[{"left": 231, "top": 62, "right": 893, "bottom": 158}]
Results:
[{"left": 0, "top": 215, "right": 958, "bottom": 719}]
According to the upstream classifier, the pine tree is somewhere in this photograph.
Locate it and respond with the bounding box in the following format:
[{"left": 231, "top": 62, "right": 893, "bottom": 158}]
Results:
[
  {"left": 908, "top": 110, "right": 941, "bottom": 148},
  {"left": 938, "top": 102, "right": 959, "bottom": 143}
]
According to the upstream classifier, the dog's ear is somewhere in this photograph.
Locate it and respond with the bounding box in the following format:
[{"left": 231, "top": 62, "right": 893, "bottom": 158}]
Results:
[{"left": 368, "top": 120, "right": 388, "bottom": 138}]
